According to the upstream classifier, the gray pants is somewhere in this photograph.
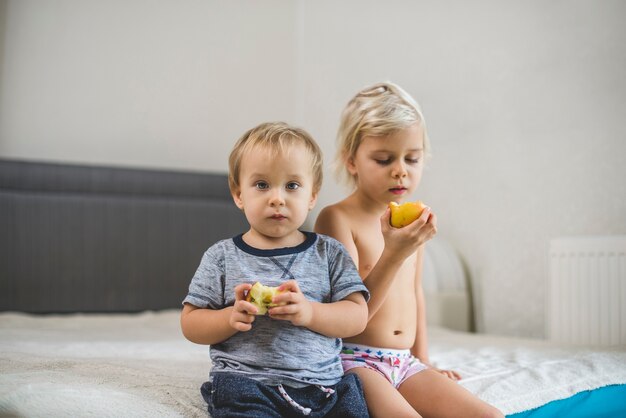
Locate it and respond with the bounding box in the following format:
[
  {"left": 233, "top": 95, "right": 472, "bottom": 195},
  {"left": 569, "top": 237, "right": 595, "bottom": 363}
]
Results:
[{"left": 201, "top": 373, "right": 369, "bottom": 417}]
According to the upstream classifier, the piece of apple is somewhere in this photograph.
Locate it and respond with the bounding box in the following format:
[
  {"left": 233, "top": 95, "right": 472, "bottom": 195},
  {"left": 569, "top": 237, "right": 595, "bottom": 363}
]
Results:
[
  {"left": 245, "top": 282, "right": 285, "bottom": 315},
  {"left": 389, "top": 201, "right": 426, "bottom": 228}
]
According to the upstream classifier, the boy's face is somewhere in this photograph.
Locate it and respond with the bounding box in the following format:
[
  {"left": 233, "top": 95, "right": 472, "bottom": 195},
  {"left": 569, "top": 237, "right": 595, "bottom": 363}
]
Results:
[
  {"left": 232, "top": 143, "right": 318, "bottom": 248},
  {"left": 347, "top": 122, "right": 425, "bottom": 206}
]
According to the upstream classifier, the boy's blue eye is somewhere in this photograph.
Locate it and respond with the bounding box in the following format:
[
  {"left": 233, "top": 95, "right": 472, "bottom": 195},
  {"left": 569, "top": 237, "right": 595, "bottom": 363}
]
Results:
[
  {"left": 255, "top": 182, "right": 269, "bottom": 190},
  {"left": 286, "top": 182, "right": 300, "bottom": 190}
]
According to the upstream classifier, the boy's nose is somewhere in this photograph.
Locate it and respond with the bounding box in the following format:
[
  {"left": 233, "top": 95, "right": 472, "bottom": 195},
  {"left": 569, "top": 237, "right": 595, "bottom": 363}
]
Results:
[{"left": 269, "top": 190, "right": 285, "bottom": 206}]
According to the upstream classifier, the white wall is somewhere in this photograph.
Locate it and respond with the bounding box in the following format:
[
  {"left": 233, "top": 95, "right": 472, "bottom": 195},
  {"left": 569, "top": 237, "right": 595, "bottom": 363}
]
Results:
[
  {"left": 1, "top": 0, "right": 624, "bottom": 338},
  {"left": 0, "top": 0, "right": 297, "bottom": 172},
  {"left": 295, "top": 0, "right": 626, "bottom": 337}
]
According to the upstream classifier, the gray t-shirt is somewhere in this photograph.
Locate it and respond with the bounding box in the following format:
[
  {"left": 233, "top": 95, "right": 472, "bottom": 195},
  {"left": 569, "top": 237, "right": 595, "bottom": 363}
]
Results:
[{"left": 183, "top": 232, "right": 369, "bottom": 388}]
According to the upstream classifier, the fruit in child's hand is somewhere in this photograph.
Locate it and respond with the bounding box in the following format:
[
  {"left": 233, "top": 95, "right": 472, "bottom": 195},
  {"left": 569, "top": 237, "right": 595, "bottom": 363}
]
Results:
[
  {"left": 389, "top": 201, "right": 426, "bottom": 228},
  {"left": 245, "top": 282, "right": 285, "bottom": 315}
]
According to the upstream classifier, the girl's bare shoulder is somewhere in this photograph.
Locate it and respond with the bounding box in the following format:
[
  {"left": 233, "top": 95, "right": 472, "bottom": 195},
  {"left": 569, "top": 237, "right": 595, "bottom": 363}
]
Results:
[
  {"left": 315, "top": 199, "right": 357, "bottom": 237},
  {"left": 319, "top": 199, "right": 352, "bottom": 218}
]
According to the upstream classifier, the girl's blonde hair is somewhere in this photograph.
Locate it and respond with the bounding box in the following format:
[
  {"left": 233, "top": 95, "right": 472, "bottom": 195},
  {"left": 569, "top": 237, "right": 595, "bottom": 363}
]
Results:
[
  {"left": 228, "top": 122, "right": 323, "bottom": 194},
  {"left": 335, "top": 81, "right": 430, "bottom": 187}
]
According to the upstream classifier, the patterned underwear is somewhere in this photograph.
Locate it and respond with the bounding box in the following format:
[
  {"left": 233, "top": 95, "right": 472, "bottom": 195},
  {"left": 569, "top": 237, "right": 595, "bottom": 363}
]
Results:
[{"left": 340, "top": 344, "right": 428, "bottom": 388}]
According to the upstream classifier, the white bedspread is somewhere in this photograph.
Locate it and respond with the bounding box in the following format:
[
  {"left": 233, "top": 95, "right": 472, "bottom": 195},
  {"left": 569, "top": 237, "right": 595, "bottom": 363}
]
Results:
[
  {"left": 1, "top": 310, "right": 625, "bottom": 417},
  {"left": 0, "top": 311, "right": 208, "bottom": 417},
  {"left": 429, "top": 327, "right": 626, "bottom": 415}
]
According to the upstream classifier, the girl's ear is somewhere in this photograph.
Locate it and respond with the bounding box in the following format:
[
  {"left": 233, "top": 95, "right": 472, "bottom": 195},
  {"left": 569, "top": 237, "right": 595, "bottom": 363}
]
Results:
[
  {"left": 346, "top": 155, "right": 358, "bottom": 176},
  {"left": 231, "top": 188, "right": 244, "bottom": 210}
]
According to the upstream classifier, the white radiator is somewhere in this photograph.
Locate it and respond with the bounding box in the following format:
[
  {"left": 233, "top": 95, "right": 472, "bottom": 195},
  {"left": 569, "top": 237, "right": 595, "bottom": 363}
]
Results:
[{"left": 547, "top": 236, "right": 626, "bottom": 346}]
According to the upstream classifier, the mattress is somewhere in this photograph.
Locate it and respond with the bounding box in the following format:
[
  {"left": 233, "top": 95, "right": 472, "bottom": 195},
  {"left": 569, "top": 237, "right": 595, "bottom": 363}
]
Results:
[{"left": 2, "top": 310, "right": 625, "bottom": 417}]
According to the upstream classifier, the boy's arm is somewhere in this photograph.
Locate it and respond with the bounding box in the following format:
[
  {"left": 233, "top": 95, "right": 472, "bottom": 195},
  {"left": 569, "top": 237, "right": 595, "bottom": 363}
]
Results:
[
  {"left": 269, "top": 281, "right": 368, "bottom": 338},
  {"left": 307, "top": 292, "right": 368, "bottom": 338},
  {"left": 181, "top": 283, "right": 258, "bottom": 345},
  {"left": 180, "top": 303, "right": 239, "bottom": 345}
]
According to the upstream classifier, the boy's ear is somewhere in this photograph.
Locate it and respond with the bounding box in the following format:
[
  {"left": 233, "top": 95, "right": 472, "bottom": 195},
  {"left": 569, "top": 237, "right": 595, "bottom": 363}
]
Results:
[
  {"left": 309, "top": 191, "right": 319, "bottom": 210},
  {"left": 231, "top": 188, "right": 244, "bottom": 210}
]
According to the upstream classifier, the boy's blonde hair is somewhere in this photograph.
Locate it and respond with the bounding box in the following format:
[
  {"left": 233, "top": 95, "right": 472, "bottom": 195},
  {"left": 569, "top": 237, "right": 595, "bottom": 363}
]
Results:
[
  {"left": 228, "top": 122, "right": 323, "bottom": 194},
  {"left": 335, "top": 81, "right": 430, "bottom": 187}
]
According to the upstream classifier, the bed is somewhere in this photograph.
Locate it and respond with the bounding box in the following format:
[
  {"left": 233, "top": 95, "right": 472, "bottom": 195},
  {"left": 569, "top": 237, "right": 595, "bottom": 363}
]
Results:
[{"left": 1, "top": 159, "right": 625, "bottom": 417}]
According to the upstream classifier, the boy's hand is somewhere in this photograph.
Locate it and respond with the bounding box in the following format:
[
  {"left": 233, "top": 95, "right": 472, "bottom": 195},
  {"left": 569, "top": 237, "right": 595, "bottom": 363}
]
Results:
[
  {"left": 268, "top": 280, "right": 313, "bottom": 327},
  {"left": 229, "top": 283, "right": 258, "bottom": 332},
  {"left": 380, "top": 206, "right": 437, "bottom": 262}
]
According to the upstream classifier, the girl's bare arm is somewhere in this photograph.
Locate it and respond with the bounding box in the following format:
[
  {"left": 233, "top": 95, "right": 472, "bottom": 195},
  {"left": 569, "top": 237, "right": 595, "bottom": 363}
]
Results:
[
  {"left": 315, "top": 206, "right": 400, "bottom": 320},
  {"left": 316, "top": 205, "right": 436, "bottom": 319},
  {"left": 411, "top": 245, "right": 429, "bottom": 362},
  {"left": 411, "top": 248, "right": 462, "bottom": 380}
]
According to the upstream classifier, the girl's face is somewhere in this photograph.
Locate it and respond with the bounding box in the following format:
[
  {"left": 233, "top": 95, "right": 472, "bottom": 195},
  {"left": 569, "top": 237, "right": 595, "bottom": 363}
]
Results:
[
  {"left": 347, "top": 122, "right": 425, "bottom": 207},
  {"left": 232, "top": 143, "right": 318, "bottom": 249}
]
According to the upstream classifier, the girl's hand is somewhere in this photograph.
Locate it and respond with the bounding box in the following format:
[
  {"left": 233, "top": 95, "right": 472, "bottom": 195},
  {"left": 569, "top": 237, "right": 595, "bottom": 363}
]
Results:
[
  {"left": 431, "top": 367, "right": 462, "bottom": 381},
  {"left": 380, "top": 206, "right": 437, "bottom": 262},
  {"left": 229, "top": 283, "right": 258, "bottom": 332},
  {"left": 268, "top": 280, "right": 313, "bottom": 327}
]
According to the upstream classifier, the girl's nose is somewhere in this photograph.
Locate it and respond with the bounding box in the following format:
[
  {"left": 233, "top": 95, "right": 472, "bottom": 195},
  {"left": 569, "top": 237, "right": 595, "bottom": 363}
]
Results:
[{"left": 391, "top": 161, "right": 408, "bottom": 179}]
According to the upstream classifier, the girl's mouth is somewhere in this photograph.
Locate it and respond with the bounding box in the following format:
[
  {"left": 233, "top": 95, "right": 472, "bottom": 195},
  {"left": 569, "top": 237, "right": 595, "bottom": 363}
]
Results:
[
  {"left": 270, "top": 214, "right": 286, "bottom": 220},
  {"left": 389, "top": 187, "right": 407, "bottom": 195}
]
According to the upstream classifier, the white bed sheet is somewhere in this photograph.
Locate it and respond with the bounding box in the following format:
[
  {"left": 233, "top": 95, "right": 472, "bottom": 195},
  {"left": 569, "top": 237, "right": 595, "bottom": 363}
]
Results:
[
  {"left": 429, "top": 327, "right": 626, "bottom": 414},
  {"left": 0, "top": 310, "right": 208, "bottom": 418},
  {"left": 1, "top": 310, "right": 625, "bottom": 417}
]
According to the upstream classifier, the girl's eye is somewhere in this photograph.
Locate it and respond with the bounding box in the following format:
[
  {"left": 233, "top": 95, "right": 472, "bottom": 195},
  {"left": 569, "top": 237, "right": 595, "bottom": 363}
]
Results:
[
  {"left": 255, "top": 182, "right": 269, "bottom": 190},
  {"left": 375, "top": 159, "right": 392, "bottom": 166},
  {"left": 286, "top": 182, "right": 300, "bottom": 190},
  {"left": 405, "top": 158, "right": 420, "bottom": 164}
]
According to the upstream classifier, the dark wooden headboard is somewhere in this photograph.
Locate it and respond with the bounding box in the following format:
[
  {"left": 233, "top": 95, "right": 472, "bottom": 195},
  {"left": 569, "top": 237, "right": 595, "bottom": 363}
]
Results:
[{"left": 0, "top": 159, "right": 247, "bottom": 313}]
